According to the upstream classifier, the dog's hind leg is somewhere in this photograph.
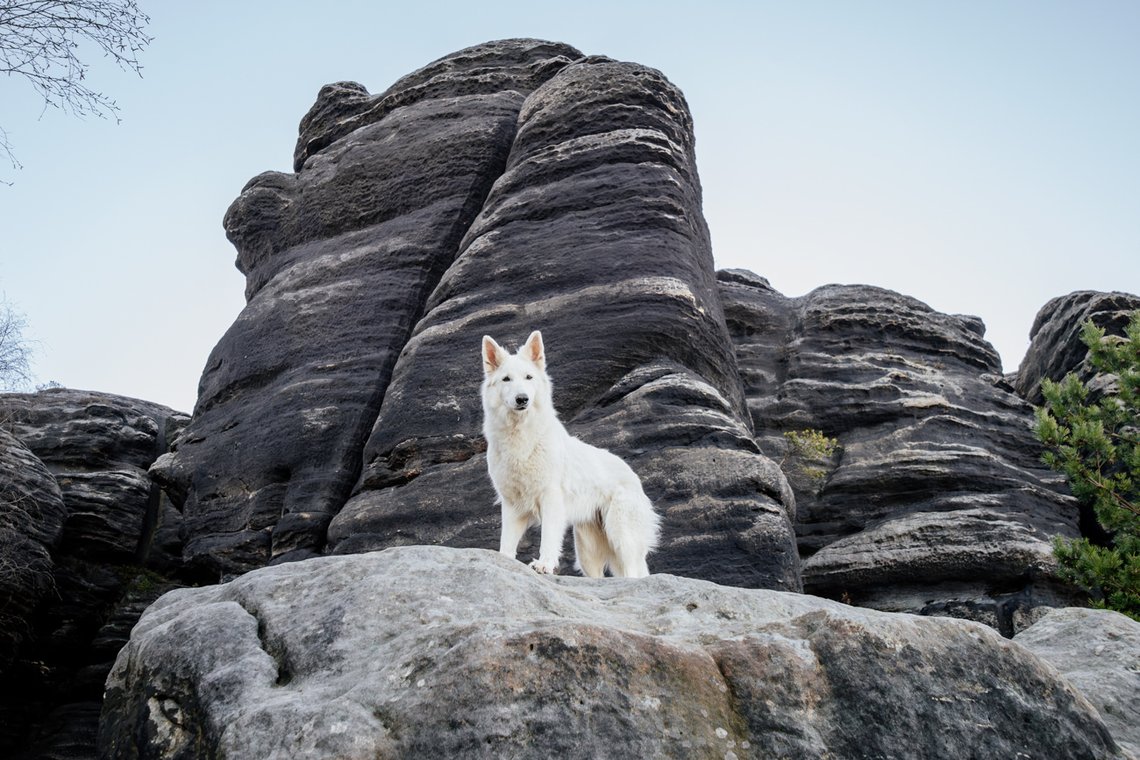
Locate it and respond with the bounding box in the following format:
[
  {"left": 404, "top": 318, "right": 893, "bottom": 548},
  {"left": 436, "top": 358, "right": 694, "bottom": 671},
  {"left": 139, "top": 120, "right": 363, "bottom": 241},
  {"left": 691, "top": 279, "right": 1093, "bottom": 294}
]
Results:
[
  {"left": 609, "top": 550, "right": 650, "bottom": 579},
  {"left": 604, "top": 492, "right": 654, "bottom": 578},
  {"left": 573, "top": 521, "right": 609, "bottom": 578},
  {"left": 625, "top": 556, "right": 651, "bottom": 578}
]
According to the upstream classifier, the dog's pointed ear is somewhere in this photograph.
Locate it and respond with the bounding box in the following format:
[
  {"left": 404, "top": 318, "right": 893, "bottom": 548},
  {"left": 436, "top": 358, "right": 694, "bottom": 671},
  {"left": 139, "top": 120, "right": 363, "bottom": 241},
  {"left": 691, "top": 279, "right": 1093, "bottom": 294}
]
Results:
[
  {"left": 522, "top": 330, "right": 545, "bottom": 369},
  {"left": 482, "top": 336, "right": 506, "bottom": 374}
]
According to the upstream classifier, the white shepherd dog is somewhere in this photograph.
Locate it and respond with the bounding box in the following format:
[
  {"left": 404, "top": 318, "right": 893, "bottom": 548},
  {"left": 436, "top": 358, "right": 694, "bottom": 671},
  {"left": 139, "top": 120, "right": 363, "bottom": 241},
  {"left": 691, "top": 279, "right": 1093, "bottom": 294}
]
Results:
[{"left": 481, "top": 330, "right": 660, "bottom": 577}]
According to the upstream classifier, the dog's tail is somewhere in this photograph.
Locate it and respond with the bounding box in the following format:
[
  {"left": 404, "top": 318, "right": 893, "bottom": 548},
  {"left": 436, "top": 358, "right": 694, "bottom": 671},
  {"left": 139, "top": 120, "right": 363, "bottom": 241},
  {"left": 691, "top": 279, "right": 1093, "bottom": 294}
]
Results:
[{"left": 604, "top": 489, "right": 660, "bottom": 578}]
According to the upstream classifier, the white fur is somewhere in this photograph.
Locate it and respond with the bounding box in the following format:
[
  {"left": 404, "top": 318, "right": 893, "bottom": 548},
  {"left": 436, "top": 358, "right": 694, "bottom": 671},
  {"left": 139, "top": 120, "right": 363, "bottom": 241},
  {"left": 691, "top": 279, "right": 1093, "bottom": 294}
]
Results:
[{"left": 481, "top": 330, "right": 661, "bottom": 578}]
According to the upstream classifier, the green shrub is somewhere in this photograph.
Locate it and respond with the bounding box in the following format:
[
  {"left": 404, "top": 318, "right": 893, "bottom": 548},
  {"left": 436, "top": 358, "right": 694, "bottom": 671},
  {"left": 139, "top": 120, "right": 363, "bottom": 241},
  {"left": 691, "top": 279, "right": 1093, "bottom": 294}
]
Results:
[
  {"left": 782, "top": 429, "right": 840, "bottom": 482},
  {"left": 1035, "top": 312, "right": 1140, "bottom": 620}
]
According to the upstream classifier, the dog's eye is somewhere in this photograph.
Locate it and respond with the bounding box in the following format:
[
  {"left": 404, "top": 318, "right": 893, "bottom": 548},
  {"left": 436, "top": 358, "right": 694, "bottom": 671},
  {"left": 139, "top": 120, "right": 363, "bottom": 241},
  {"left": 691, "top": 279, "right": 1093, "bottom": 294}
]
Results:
[
  {"left": 502, "top": 376, "right": 511, "bottom": 382},
  {"left": 525, "top": 374, "right": 533, "bottom": 380}
]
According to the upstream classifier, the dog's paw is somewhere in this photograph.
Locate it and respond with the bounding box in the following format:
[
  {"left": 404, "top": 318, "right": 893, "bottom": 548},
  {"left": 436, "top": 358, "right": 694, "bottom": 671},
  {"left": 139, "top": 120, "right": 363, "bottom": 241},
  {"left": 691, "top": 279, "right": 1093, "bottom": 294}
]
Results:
[{"left": 529, "top": 559, "right": 558, "bottom": 575}]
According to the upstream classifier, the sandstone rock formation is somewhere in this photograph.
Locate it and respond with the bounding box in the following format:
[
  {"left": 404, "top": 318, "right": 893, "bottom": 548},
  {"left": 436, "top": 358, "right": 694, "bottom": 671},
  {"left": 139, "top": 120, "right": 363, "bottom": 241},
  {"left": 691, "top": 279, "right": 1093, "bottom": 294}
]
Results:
[
  {"left": 146, "top": 40, "right": 1137, "bottom": 625},
  {"left": 0, "top": 427, "right": 65, "bottom": 672},
  {"left": 1015, "top": 608, "right": 1140, "bottom": 758},
  {"left": 150, "top": 40, "right": 579, "bottom": 577},
  {"left": 1012, "top": 288, "right": 1140, "bottom": 566},
  {"left": 717, "top": 271, "right": 1083, "bottom": 633},
  {"left": 330, "top": 53, "right": 798, "bottom": 590},
  {"left": 1014, "top": 290, "right": 1140, "bottom": 405},
  {"left": 0, "top": 389, "right": 184, "bottom": 758},
  {"left": 1, "top": 36, "right": 1138, "bottom": 760},
  {"left": 154, "top": 38, "right": 800, "bottom": 591},
  {"left": 2, "top": 389, "right": 186, "bottom": 569},
  {"left": 99, "top": 546, "right": 1127, "bottom": 759}
]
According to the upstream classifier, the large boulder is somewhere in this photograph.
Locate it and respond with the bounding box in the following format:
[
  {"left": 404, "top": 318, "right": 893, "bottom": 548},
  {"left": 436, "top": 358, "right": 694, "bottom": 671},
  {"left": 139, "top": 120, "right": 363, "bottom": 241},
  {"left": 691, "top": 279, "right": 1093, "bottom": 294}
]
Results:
[
  {"left": 718, "top": 271, "right": 1081, "bottom": 633},
  {"left": 330, "top": 56, "right": 799, "bottom": 590},
  {"left": 1015, "top": 608, "right": 1140, "bottom": 759},
  {"left": 100, "top": 546, "right": 1125, "bottom": 759}
]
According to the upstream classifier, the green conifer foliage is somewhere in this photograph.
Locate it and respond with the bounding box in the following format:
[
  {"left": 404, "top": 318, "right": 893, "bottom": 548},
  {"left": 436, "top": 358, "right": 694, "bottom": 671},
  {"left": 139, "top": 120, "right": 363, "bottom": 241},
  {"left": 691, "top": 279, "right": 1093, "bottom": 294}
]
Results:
[{"left": 1035, "top": 312, "right": 1140, "bottom": 620}]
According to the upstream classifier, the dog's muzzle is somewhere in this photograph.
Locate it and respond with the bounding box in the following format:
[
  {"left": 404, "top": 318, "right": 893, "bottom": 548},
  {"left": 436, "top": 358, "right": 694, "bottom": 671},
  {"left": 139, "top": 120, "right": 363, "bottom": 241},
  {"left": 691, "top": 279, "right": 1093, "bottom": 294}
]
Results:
[{"left": 514, "top": 394, "right": 529, "bottom": 410}]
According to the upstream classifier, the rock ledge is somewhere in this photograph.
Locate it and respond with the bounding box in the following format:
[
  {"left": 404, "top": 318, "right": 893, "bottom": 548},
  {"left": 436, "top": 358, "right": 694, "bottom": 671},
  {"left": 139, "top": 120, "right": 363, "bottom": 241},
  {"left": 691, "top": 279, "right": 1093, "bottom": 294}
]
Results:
[{"left": 100, "top": 546, "right": 1124, "bottom": 759}]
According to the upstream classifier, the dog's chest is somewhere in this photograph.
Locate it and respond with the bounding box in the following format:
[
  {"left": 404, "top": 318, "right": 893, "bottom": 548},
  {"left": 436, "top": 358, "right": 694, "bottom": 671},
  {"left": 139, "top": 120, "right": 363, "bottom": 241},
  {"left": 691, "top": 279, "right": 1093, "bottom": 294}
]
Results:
[{"left": 487, "top": 437, "right": 559, "bottom": 508}]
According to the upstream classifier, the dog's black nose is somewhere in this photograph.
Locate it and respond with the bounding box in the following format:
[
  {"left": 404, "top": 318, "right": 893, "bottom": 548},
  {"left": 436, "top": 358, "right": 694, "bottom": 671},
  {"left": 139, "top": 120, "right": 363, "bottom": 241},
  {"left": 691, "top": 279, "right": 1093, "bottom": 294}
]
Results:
[{"left": 515, "top": 394, "right": 529, "bottom": 409}]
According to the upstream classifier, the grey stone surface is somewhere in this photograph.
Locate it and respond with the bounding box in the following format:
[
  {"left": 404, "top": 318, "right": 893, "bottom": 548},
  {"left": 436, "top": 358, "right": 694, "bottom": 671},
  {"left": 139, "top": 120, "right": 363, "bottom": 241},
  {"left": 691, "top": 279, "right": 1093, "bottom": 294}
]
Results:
[
  {"left": 293, "top": 40, "right": 582, "bottom": 171},
  {"left": 157, "top": 38, "right": 799, "bottom": 590},
  {"left": 1, "top": 387, "right": 184, "bottom": 566},
  {"left": 0, "top": 427, "right": 65, "bottom": 671},
  {"left": 153, "top": 40, "right": 582, "bottom": 577},
  {"left": 330, "top": 56, "right": 799, "bottom": 591},
  {"left": 1015, "top": 607, "right": 1140, "bottom": 759},
  {"left": 0, "top": 389, "right": 183, "bottom": 758},
  {"left": 100, "top": 546, "right": 1125, "bottom": 759},
  {"left": 719, "top": 270, "right": 1082, "bottom": 632},
  {"left": 1, "top": 388, "right": 181, "bottom": 470},
  {"left": 1014, "top": 290, "right": 1140, "bottom": 405}
]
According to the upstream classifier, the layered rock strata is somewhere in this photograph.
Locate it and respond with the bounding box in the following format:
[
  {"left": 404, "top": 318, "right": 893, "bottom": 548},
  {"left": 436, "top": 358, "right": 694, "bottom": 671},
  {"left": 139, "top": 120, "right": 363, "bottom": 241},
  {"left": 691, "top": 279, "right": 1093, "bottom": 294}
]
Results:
[
  {"left": 151, "top": 40, "right": 585, "bottom": 576},
  {"left": 718, "top": 270, "right": 1081, "bottom": 632},
  {"left": 1014, "top": 290, "right": 1140, "bottom": 404},
  {"left": 0, "top": 428, "right": 65, "bottom": 671},
  {"left": 329, "top": 55, "right": 799, "bottom": 590},
  {"left": 158, "top": 39, "right": 800, "bottom": 590},
  {"left": 0, "top": 389, "right": 183, "bottom": 758},
  {"left": 1, "top": 388, "right": 185, "bottom": 568}
]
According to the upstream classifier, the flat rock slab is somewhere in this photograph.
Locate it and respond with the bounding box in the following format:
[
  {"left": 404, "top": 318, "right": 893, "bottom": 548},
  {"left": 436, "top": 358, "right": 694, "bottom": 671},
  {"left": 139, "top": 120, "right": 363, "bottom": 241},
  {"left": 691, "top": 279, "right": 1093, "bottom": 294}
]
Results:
[
  {"left": 100, "top": 546, "right": 1125, "bottom": 759},
  {"left": 1015, "top": 608, "right": 1140, "bottom": 759}
]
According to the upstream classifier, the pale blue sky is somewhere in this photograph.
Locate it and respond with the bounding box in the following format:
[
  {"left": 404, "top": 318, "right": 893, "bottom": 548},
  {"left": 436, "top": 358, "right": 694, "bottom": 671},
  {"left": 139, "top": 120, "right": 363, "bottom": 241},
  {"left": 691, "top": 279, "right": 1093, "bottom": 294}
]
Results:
[{"left": 2, "top": 1, "right": 1137, "bottom": 412}]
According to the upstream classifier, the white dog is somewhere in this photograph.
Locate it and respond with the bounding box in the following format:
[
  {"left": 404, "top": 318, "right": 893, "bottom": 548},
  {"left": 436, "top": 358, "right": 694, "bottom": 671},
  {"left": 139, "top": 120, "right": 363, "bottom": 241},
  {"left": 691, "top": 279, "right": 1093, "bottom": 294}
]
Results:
[{"left": 481, "top": 330, "right": 660, "bottom": 577}]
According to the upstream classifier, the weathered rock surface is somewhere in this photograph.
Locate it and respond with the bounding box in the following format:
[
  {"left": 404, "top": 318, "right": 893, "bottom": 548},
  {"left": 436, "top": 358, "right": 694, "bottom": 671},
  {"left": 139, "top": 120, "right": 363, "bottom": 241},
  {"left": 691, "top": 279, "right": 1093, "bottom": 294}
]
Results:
[
  {"left": 151, "top": 39, "right": 585, "bottom": 577},
  {"left": 1014, "top": 290, "right": 1140, "bottom": 405},
  {"left": 100, "top": 546, "right": 1126, "bottom": 759},
  {"left": 1, "top": 388, "right": 185, "bottom": 566},
  {"left": 1011, "top": 287, "right": 1140, "bottom": 574},
  {"left": 3, "top": 39, "right": 1137, "bottom": 760},
  {"left": 330, "top": 55, "right": 799, "bottom": 590},
  {"left": 292, "top": 41, "right": 581, "bottom": 171},
  {"left": 0, "top": 389, "right": 184, "bottom": 759},
  {"left": 1015, "top": 608, "right": 1140, "bottom": 758},
  {"left": 156, "top": 39, "right": 799, "bottom": 590},
  {"left": 0, "top": 427, "right": 65, "bottom": 671},
  {"left": 718, "top": 270, "right": 1082, "bottom": 632}
]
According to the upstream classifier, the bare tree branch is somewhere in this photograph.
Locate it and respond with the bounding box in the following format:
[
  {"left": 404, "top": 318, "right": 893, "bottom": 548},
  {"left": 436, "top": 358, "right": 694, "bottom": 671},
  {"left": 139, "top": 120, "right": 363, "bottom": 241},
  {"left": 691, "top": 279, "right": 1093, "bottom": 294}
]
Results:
[
  {"left": 0, "top": 299, "right": 32, "bottom": 390},
  {"left": 0, "top": 0, "right": 152, "bottom": 179},
  {"left": 0, "top": 124, "right": 21, "bottom": 185}
]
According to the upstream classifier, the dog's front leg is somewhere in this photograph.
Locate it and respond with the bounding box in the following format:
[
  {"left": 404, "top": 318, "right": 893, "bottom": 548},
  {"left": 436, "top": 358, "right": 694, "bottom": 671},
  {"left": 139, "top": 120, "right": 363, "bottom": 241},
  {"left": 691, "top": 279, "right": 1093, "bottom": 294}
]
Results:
[
  {"left": 499, "top": 503, "right": 529, "bottom": 559},
  {"left": 530, "top": 490, "right": 566, "bottom": 574}
]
